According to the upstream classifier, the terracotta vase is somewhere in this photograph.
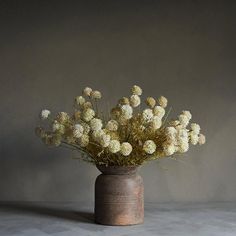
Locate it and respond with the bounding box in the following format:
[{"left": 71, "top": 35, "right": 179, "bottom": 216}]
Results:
[{"left": 95, "top": 165, "right": 144, "bottom": 226}]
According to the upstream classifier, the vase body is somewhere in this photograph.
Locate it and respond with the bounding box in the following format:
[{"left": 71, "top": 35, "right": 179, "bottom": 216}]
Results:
[{"left": 95, "top": 165, "right": 144, "bottom": 226}]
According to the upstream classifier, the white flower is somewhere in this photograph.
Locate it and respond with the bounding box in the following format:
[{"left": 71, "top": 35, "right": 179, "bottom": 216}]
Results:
[
  {"left": 150, "top": 116, "right": 162, "bottom": 130},
  {"left": 130, "top": 95, "right": 141, "bottom": 107},
  {"left": 92, "top": 129, "right": 105, "bottom": 142},
  {"left": 146, "top": 97, "right": 156, "bottom": 108},
  {"left": 75, "top": 96, "right": 85, "bottom": 105},
  {"left": 90, "top": 118, "right": 103, "bottom": 131},
  {"left": 153, "top": 106, "right": 165, "bottom": 118},
  {"left": 120, "top": 142, "right": 133, "bottom": 156},
  {"left": 99, "top": 134, "right": 111, "bottom": 147},
  {"left": 121, "top": 104, "right": 133, "bottom": 119},
  {"left": 106, "top": 120, "right": 119, "bottom": 131},
  {"left": 165, "top": 127, "right": 177, "bottom": 143},
  {"left": 198, "top": 134, "right": 206, "bottom": 145},
  {"left": 158, "top": 96, "right": 168, "bottom": 108},
  {"left": 191, "top": 123, "right": 201, "bottom": 135},
  {"left": 143, "top": 140, "right": 156, "bottom": 154},
  {"left": 91, "top": 90, "right": 102, "bottom": 99},
  {"left": 79, "top": 134, "right": 89, "bottom": 147},
  {"left": 178, "top": 114, "right": 190, "bottom": 127},
  {"left": 52, "top": 120, "right": 64, "bottom": 133},
  {"left": 81, "top": 101, "right": 92, "bottom": 109},
  {"left": 73, "top": 124, "right": 84, "bottom": 138},
  {"left": 108, "top": 140, "right": 121, "bottom": 153},
  {"left": 142, "top": 109, "right": 154, "bottom": 122},
  {"left": 57, "top": 112, "right": 70, "bottom": 123},
  {"left": 166, "top": 127, "right": 177, "bottom": 136},
  {"left": 83, "top": 87, "right": 92, "bottom": 96},
  {"left": 82, "top": 123, "right": 91, "bottom": 134},
  {"left": 131, "top": 85, "right": 142, "bottom": 96},
  {"left": 40, "top": 109, "right": 50, "bottom": 120},
  {"left": 163, "top": 144, "right": 175, "bottom": 156},
  {"left": 190, "top": 132, "right": 199, "bottom": 145},
  {"left": 178, "top": 142, "right": 189, "bottom": 153},
  {"left": 82, "top": 108, "right": 95, "bottom": 122},
  {"left": 182, "top": 110, "right": 192, "bottom": 120}
]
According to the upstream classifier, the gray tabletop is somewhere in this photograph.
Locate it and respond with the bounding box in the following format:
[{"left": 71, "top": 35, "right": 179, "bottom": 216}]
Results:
[{"left": 0, "top": 202, "right": 236, "bottom": 236}]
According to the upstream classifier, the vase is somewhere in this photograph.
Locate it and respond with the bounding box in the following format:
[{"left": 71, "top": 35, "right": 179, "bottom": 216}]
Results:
[{"left": 95, "top": 165, "right": 144, "bottom": 226}]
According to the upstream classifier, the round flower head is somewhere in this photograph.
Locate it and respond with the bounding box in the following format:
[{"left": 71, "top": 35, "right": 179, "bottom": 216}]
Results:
[
  {"left": 75, "top": 96, "right": 85, "bottom": 105},
  {"left": 121, "top": 104, "right": 133, "bottom": 119},
  {"left": 81, "top": 101, "right": 92, "bottom": 110},
  {"left": 108, "top": 140, "right": 121, "bottom": 153},
  {"left": 119, "top": 97, "right": 130, "bottom": 105},
  {"left": 153, "top": 106, "right": 165, "bottom": 119},
  {"left": 143, "top": 140, "right": 156, "bottom": 154},
  {"left": 165, "top": 127, "right": 177, "bottom": 143},
  {"left": 106, "top": 120, "right": 119, "bottom": 131},
  {"left": 142, "top": 109, "right": 154, "bottom": 122},
  {"left": 130, "top": 95, "right": 140, "bottom": 107},
  {"left": 90, "top": 118, "right": 103, "bottom": 131},
  {"left": 79, "top": 134, "right": 89, "bottom": 147},
  {"left": 146, "top": 97, "right": 156, "bottom": 108},
  {"left": 178, "top": 141, "right": 189, "bottom": 153},
  {"left": 73, "top": 124, "right": 84, "bottom": 138},
  {"left": 82, "top": 123, "right": 91, "bottom": 134},
  {"left": 82, "top": 108, "right": 95, "bottom": 122},
  {"left": 150, "top": 116, "right": 162, "bottom": 130},
  {"left": 131, "top": 85, "right": 142, "bottom": 96},
  {"left": 198, "top": 134, "right": 206, "bottom": 145},
  {"left": 163, "top": 144, "right": 175, "bottom": 156},
  {"left": 191, "top": 123, "right": 201, "bottom": 135},
  {"left": 52, "top": 120, "right": 62, "bottom": 132},
  {"left": 74, "top": 111, "right": 81, "bottom": 121},
  {"left": 120, "top": 142, "right": 133, "bottom": 156},
  {"left": 178, "top": 114, "right": 190, "bottom": 127},
  {"left": 40, "top": 109, "right": 50, "bottom": 120},
  {"left": 158, "top": 96, "right": 168, "bottom": 108},
  {"left": 182, "top": 110, "right": 192, "bottom": 120},
  {"left": 99, "top": 134, "right": 111, "bottom": 147},
  {"left": 190, "top": 132, "right": 199, "bottom": 145},
  {"left": 83, "top": 87, "right": 92, "bottom": 96},
  {"left": 57, "top": 112, "right": 70, "bottom": 123},
  {"left": 92, "top": 129, "right": 105, "bottom": 142},
  {"left": 91, "top": 90, "right": 102, "bottom": 99}
]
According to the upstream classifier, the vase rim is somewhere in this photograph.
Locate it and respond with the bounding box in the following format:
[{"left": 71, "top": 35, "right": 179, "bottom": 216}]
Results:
[{"left": 96, "top": 165, "right": 140, "bottom": 175}]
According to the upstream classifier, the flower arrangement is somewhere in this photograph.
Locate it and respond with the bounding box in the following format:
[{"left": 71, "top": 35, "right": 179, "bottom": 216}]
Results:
[{"left": 35, "top": 85, "right": 205, "bottom": 166}]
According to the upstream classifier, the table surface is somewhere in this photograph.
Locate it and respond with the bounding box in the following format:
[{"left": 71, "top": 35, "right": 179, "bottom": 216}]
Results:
[{"left": 0, "top": 202, "right": 236, "bottom": 236}]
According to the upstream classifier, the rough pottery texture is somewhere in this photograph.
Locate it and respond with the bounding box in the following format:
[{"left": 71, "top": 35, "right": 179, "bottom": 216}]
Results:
[{"left": 95, "top": 165, "right": 144, "bottom": 226}]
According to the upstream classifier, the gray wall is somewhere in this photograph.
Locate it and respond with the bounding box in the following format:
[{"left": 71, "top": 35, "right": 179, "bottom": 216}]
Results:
[{"left": 0, "top": 1, "right": 236, "bottom": 202}]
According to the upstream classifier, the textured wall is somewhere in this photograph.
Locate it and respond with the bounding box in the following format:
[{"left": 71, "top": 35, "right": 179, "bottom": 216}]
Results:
[{"left": 0, "top": 1, "right": 236, "bottom": 202}]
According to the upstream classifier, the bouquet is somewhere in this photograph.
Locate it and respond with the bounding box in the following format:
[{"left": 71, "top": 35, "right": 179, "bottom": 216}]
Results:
[{"left": 35, "top": 85, "right": 205, "bottom": 166}]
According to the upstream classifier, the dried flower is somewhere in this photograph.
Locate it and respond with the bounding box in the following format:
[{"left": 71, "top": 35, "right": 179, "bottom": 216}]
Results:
[
  {"left": 91, "top": 90, "right": 102, "bottom": 99},
  {"left": 81, "top": 101, "right": 93, "bottom": 109},
  {"left": 92, "top": 129, "right": 105, "bottom": 142},
  {"left": 119, "top": 97, "right": 130, "bottom": 105},
  {"left": 108, "top": 140, "right": 121, "bottom": 153},
  {"left": 82, "top": 123, "right": 91, "bottom": 134},
  {"left": 163, "top": 143, "right": 175, "bottom": 156},
  {"left": 190, "top": 132, "right": 199, "bottom": 145},
  {"left": 106, "top": 120, "right": 119, "bottom": 131},
  {"left": 150, "top": 116, "right": 162, "bottom": 130},
  {"left": 130, "top": 95, "right": 140, "bottom": 107},
  {"left": 182, "top": 110, "right": 192, "bottom": 120},
  {"left": 142, "top": 109, "right": 154, "bottom": 122},
  {"left": 73, "top": 124, "right": 84, "bottom": 138},
  {"left": 131, "top": 85, "right": 142, "bottom": 96},
  {"left": 100, "top": 134, "right": 111, "bottom": 147},
  {"left": 158, "top": 96, "right": 168, "bottom": 108},
  {"left": 90, "top": 118, "right": 103, "bottom": 131},
  {"left": 178, "top": 114, "right": 189, "bottom": 127},
  {"left": 120, "top": 142, "right": 133, "bottom": 156},
  {"left": 40, "top": 109, "right": 50, "bottom": 120},
  {"left": 178, "top": 142, "right": 189, "bottom": 153},
  {"left": 82, "top": 108, "right": 95, "bottom": 122},
  {"left": 57, "top": 112, "right": 70, "bottom": 123},
  {"left": 198, "top": 134, "right": 206, "bottom": 145},
  {"left": 143, "top": 140, "right": 156, "bottom": 154},
  {"left": 79, "top": 134, "right": 89, "bottom": 147},
  {"left": 75, "top": 96, "right": 85, "bottom": 105},
  {"left": 153, "top": 106, "right": 165, "bottom": 118},
  {"left": 191, "top": 123, "right": 201, "bottom": 135},
  {"left": 146, "top": 97, "right": 156, "bottom": 108},
  {"left": 83, "top": 87, "right": 92, "bottom": 96},
  {"left": 121, "top": 104, "right": 133, "bottom": 120}
]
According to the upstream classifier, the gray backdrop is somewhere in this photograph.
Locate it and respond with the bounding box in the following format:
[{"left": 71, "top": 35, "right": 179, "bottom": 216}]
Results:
[{"left": 0, "top": 1, "right": 236, "bottom": 202}]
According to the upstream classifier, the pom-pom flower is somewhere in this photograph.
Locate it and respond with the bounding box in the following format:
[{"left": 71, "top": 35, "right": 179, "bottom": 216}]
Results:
[{"left": 36, "top": 85, "right": 206, "bottom": 166}]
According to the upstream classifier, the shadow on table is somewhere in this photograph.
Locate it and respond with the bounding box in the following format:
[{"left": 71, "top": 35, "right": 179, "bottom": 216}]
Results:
[{"left": 0, "top": 202, "right": 94, "bottom": 224}]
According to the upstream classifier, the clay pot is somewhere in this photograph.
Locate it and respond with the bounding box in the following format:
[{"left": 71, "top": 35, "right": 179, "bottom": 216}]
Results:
[{"left": 95, "top": 165, "right": 144, "bottom": 226}]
